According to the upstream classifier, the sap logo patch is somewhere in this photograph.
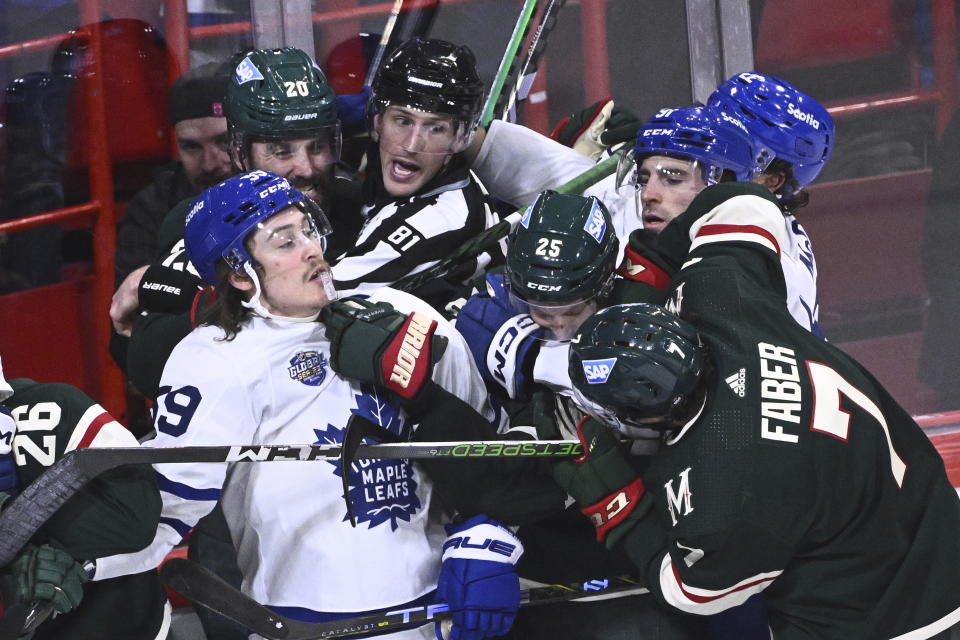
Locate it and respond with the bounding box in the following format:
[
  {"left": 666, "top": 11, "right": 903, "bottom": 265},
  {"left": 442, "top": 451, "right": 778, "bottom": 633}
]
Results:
[
  {"left": 583, "top": 200, "right": 607, "bottom": 244},
  {"left": 582, "top": 357, "right": 617, "bottom": 384},
  {"left": 235, "top": 57, "right": 265, "bottom": 85},
  {"left": 520, "top": 203, "right": 533, "bottom": 229},
  {"left": 288, "top": 350, "right": 328, "bottom": 386}
]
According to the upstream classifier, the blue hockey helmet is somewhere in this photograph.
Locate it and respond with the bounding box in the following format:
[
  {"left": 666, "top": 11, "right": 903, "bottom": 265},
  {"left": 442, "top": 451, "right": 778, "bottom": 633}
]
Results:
[
  {"left": 624, "top": 105, "right": 758, "bottom": 188},
  {"left": 708, "top": 72, "right": 833, "bottom": 189},
  {"left": 185, "top": 170, "right": 332, "bottom": 285}
]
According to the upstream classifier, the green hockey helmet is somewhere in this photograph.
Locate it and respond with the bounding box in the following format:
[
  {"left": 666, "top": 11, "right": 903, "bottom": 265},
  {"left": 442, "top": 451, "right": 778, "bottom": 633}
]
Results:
[
  {"left": 369, "top": 37, "right": 483, "bottom": 154},
  {"left": 226, "top": 47, "right": 341, "bottom": 162},
  {"left": 569, "top": 303, "right": 707, "bottom": 437},
  {"left": 505, "top": 191, "right": 619, "bottom": 341}
]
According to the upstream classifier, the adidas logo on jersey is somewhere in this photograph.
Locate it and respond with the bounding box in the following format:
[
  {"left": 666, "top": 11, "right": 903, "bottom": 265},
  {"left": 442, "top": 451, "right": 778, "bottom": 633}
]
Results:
[{"left": 725, "top": 369, "right": 746, "bottom": 397}]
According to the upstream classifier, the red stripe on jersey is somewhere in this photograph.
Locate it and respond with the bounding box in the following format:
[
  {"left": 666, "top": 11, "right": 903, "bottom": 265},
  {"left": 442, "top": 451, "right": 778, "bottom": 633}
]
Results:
[
  {"left": 696, "top": 224, "right": 780, "bottom": 257},
  {"left": 618, "top": 245, "right": 672, "bottom": 289},
  {"left": 670, "top": 562, "right": 776, "bottom": 604},
  {"left": 77, "top": 411, "right": 115, "bottom": 449}
]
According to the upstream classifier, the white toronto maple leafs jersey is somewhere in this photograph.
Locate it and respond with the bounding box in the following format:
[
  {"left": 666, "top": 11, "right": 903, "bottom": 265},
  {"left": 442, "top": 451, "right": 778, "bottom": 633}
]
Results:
[{"left": 95, "top": 288, "right": 492, "bottom": 634}]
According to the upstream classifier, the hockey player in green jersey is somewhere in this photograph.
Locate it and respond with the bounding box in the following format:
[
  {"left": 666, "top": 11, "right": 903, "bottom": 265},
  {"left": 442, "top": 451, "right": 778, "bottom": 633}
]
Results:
[
  {"left": 0, "top": 360, "right": 166, "bottom": 639},
  {"left": 552, "top": 182, "right": 960, "bottom": 639}
]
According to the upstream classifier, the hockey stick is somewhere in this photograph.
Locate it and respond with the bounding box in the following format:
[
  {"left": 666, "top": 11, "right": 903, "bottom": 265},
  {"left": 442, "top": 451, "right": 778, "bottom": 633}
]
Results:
[
  {"left": 0, "top": 439, "right": 581, "bottom": 567},
  {"left": 494, "top": 0, "right": 566, "bottom": 123},
  {"left": 479, "top": 0, "right": 541, "bottom": 128},
  {"left": 363, "top": 0, "right": 405, "bottom": 88},
  {"left": 394, "top": 149, "right": 622, "bottom": 293},
  {"left": 160, "top": 557, "right": 648, "bottom": 640}
]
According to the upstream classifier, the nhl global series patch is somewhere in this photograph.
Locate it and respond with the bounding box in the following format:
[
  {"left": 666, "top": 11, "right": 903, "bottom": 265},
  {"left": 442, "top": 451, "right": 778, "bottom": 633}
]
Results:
[{"left": 288, "top": 351, "right": 328, "bottom": 387}]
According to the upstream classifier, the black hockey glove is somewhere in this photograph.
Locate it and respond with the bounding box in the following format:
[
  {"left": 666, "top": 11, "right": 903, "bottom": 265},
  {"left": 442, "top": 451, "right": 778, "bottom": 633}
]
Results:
[
  {"left": 321, "top": 297, "right": 448, "bottom": 401},
  {"left": 550, "top": 418, "right": 651, "bottom": 546},
  {"left": 137, "top": 263, "right": 204, "bottom": 315}
]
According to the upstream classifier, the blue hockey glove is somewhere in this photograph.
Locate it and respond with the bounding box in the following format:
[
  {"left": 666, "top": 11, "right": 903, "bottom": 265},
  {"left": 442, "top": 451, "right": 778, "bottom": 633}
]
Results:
[
  {"left": 335, "top": 86, "right": 372, "bottom": 137},
  {"left": 436, "top": 514, "right": 523, "bottom": 640},
  {"left": 455, "top": 274, "right": 543, "bottom": 401},
  {"left": 0, "top": 404, "right": 17, "bottom": 497},
  {"left": 551, "top": 418, "right": 651, "bottom": 545}
]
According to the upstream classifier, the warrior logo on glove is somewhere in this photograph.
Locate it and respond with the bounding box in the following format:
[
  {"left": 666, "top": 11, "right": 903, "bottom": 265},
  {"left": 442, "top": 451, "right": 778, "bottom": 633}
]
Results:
[{"left": 384, "top": 312, "right": 437, "bottom": 397}]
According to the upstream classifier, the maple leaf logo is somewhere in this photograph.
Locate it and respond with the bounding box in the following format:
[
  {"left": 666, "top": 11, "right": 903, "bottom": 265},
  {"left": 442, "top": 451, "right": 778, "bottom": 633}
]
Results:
[{"left": 314, "top": 385, "right": 421, "bottom": 531}]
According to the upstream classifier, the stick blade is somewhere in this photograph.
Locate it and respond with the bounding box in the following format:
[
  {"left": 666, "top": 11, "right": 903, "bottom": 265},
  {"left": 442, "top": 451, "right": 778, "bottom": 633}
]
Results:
[{"left": 159, "top": 558, "right": 289, "bottom": 639}]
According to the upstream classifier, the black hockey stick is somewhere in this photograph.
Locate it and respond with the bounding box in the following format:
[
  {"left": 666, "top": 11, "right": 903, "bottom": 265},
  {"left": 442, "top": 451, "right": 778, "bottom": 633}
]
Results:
[
  {"left": 493, "top": 0, "right": 567, "bottom": 123},
  {"left": 160, "top": 557, "right": 648, "bottom": 640},
  {"left": 0, "top": 439, "right": 581, "bottom": 568},
  {"left": 394, "top": 150, "right": 621, "bottom": 293}
]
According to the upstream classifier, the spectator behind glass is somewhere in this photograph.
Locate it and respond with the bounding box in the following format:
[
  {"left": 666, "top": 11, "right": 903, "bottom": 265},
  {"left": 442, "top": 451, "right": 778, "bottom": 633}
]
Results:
[{"left": 114, "top": 61, "right": 232, "bottom": 286}]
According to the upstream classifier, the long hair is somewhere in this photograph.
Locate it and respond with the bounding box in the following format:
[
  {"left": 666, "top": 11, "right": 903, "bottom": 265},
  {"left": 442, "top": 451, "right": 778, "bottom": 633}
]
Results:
[
  {"left": 194, "top": 257, "right": 263, "bottom": 341},
  {"left": 768, "top": 158, "right": 810, "bottom": 214}
]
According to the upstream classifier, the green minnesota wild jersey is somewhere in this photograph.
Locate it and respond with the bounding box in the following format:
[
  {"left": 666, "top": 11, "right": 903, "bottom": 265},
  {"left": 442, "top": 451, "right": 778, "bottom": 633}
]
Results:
[
  {"left": 4, "top": 379, "right": 169, "bottom": 640},
  {"left": 618, "top": 184, "right": 960, "bottom": 639}
]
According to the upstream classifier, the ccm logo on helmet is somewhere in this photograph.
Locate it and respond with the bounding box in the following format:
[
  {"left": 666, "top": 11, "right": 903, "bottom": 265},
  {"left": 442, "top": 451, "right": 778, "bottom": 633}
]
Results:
[
  {"left": 527, "top": 282, "right": 562, "bottom": 292},
  {"left": 787, "top": 103, "right": 820, "bottom": 129},
  {"left": 582, "top": 358, "right": 617, "bottom": 384},
  {"left": 258, "top": 180, "right": 291, "bottom": 199},
  {"left": 644, "top": 128, "right": 674, "bottom": 137}
]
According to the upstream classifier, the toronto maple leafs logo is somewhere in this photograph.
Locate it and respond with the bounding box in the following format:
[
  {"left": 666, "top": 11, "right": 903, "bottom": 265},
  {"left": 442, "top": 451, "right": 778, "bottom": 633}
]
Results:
[{"left": 313, "top": 385, "right": 421, "bottom": 531}]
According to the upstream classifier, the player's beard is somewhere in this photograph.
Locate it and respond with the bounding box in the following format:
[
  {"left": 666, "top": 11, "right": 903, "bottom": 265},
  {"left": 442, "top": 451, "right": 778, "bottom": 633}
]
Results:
[{"left": 290, "top": 170, "right": 334, "bottom": 211}]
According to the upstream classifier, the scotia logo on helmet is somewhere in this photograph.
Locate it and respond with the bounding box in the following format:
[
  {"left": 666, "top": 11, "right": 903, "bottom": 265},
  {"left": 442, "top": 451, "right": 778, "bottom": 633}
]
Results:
[
  {"left": 718, "top": 111, "right": 749, "bottom": 134},
  {"left": 235, "top": 57, "right": 265, "bottom": 85},
  {"left": 582, "top": 358, "right": 617, "bottom": 385},
  {"left": 584, "top": 201, "right": 607, "bottom": 244},
  {"left": 787, "top": 103, "right": 820, "bottom": 129},
  {"left": 186, "top": 199, "right": 204, "bottom": 225}
]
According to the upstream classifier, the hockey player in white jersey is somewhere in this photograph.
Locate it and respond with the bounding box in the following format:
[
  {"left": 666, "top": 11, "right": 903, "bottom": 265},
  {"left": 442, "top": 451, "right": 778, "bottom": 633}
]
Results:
[
  {"left": 330, "top": 38, "right": 502, "bottom": 309},
  {"left": 92, "top": 171, "right": 522, "bottom": 640}
]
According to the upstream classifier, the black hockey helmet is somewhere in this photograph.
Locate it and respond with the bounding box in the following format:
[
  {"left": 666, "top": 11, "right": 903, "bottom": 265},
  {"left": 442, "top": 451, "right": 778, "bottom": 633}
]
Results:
[
  {"left": 225, "top": 47, "right": 341, "bottom": 166},
  {"left": 569, "top": 303, "right": 707, "bottom": 436},
  {"left": 505, "top": 191, "right": 619, "bottom": 340},
  {"left": 368, "top": 37, "right": 483, "bottom": 152}
]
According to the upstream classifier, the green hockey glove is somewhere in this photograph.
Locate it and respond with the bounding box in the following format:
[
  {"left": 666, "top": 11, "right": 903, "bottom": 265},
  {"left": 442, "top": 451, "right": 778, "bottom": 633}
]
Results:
[
  {"left": 320, "top": 297, "right": 448, "bottom": 401},
  {"left": 552, "top": 418, "right": 651, "bottom": 545},
  {"left": 0, "top": 544, "right": 88, "bottom": 615}
]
